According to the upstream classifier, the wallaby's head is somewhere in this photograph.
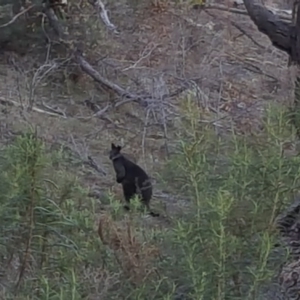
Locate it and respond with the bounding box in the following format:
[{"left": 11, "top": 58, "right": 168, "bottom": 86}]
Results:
[{"left": 109, "top": 143, "right": 122, "bottom": 160}]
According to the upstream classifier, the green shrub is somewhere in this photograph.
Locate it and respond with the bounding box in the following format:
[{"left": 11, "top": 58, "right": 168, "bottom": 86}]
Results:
[
  {"left": 157, "top": 100, "right": 298, "bottom": 299},
  {"left": 0, "top": 99, "right": 298, "bottom": 299},
  {"left": 0, "top": 131, "right": 103, "bottom": 299}
]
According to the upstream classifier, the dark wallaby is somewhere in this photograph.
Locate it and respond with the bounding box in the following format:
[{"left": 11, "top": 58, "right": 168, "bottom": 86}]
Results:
[{"left": 109, "top": 143, "right": 159, "bottom": 217}]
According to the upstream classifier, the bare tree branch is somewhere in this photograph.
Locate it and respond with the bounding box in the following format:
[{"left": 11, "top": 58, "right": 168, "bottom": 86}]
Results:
[
  {"left": 0, "top": 5, "right": 35, "bottom": 28},
  {"left": 88, "top": 0, "right": 119, "bottom": 34}
]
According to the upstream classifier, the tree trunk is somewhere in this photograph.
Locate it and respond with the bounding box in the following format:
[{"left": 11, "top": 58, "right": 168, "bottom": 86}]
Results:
[{"left": 243, "top": 0, "right": 300, "bottom": 135}]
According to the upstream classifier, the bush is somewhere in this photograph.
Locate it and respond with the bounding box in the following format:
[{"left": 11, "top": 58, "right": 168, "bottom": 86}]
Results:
[
  {"left": 0, "top": 131, "right": 103, "bottom": 299},
  {"left": 157, "top": 98, "right": 298, "bottom": 299}
]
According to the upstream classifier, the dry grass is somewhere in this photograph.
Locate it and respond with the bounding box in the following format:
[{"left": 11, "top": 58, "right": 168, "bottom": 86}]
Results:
[{"left": 98, "top": 213, "right": 160, "bottom": 285}]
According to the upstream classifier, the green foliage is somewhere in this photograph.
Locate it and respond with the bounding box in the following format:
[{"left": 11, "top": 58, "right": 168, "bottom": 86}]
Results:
[
  {"left": 0, "top": 99, "right": 298, "bottom": 299},
  {"left": 158, "top": 100, "right": 298, "bottom": 299},
  {"left": 0, "top": 131, "right": 103, "bottom": 299}
]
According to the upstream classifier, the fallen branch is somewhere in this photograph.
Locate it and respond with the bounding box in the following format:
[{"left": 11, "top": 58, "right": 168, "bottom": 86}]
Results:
[
  {"left": 75, "top": 52, "right": 149, "bottom": 106},
  {"left": 75, "top": 53, "right": 132, "bottom": 96},
  {"left": 44, "top": 6, "right": 186, "bottom": 110},
  {"left": 0, "top": 5, "right": 35, "bottom": 28},
  {"left": 88, "top": 0, "right": 119, "bottom": 34},
  {"left": 0, "top": 97, "right": 66, "bottom": 118}
]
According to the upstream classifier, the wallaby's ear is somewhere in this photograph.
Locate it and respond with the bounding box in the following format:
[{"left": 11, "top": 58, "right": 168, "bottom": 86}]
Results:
[
  {"left": 117, "top": 146, "right": 122, "bottom": 152},
  {"left": 111, "top": 143, "right": 116, "bottom": 149}
]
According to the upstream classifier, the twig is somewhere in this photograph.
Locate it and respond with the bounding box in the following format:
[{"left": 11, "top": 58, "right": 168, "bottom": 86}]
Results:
[
  {"left": 41, "top": 101, "right": 67, "bottom": 118},
  {"left": 86, "top": 156, "right": 107, "bottom": 176},
  {"left": 93, "top": 104, "right": 111, "bottom": 117},
  {"left": 88, "top": 0, "right": 119, "bottom": 34},
  {"left": 82, "top": 99, "right": 111, "bottom": 118},
  {"left": 157, "top": 75, "right": 170, "bottom": 157},
  {"left": 28, "top": 62, "right": 59, "bottom": 110},
  {"left": 70, "top": 135, "right": 107, "bottom": 176},
  {"left": 0, "top": 5, "right": 35, "bottom": 28},
  {"left": 142, "top": 109, "right": 151, "bottom": 162},
  {"left": 122, "top": 43, "right": 158, "bottom": 71}
]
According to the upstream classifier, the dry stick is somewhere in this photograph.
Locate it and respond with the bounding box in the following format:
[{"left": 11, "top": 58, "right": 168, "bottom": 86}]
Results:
[
  {"left": 86, "top": 156, "right": 107, "bottom": 176},
  {"left": 122, "top": 43, "right": 158, "bottom": 72},
  {"left": 28, "top": 63, "right": 59, "bottom": 110},
  {"left": 70, "top": 134, "right": 107, "bottom": 176},
  {"left": 41, "top": 13, "right": 52, "bottom": 63},
  {"left": 0, "top": 5, "right": 35, "bottom": 28},
  {"left": 88, "top": 0, "right": 119, "bottom": 34},
  {"left": 41, "top": 101, "right": 67, "bottom": 118},
  {"left": 161, "top": 107, "right": 169, "bottom": 157},
  {"left": 80, "top": 100, "right": 112, "bottom": 119},
  {"left": 142, "top": 109, "right": 151, "bottom": 161},
  {"left": 74, "top": 53, "right": 149, "bottom": 107},
  {"left": 0, "top": 97, "right": 66, "bottom": 118},
  {"left": 93, "top": 104, "right": 111, "bottom": 117}
]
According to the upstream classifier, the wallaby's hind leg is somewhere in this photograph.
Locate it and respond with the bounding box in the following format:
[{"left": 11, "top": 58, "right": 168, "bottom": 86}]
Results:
[
  {"left": 122, "top": 183, "right": 136, "bottom": 211},
  {"left": 142, "top": 199, "right": 160, "bottom": 217}
]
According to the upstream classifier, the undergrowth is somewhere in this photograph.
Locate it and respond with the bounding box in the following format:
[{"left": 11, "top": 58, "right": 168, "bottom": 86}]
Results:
[{"left": 0, "top": 97, "right": 298, "bottom": 299}]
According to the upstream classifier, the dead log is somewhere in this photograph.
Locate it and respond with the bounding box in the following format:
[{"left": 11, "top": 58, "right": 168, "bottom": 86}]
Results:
[{"left": 242, "top": 0, "right": 300, "bottom": 136}]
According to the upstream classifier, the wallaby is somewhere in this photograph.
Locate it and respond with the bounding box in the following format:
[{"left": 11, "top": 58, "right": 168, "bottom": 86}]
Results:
[{"left": 109, "top": 143, "right": 159, "bottom": 217}]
